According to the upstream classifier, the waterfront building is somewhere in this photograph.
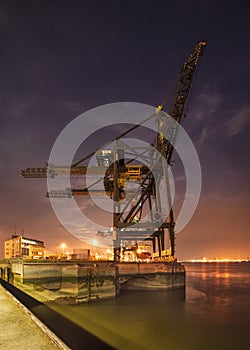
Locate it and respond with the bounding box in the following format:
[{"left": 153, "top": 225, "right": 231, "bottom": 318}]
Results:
[
  {"left": 72, "top": 248, "right": 90, "bottom": 260},
  {"left": 4, "top": 235, "right": 45, "bottom": 259}
]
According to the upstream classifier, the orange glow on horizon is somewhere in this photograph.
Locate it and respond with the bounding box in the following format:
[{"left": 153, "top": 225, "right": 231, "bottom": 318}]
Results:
[{"left": 182, "top": 257, "right": 249, "bottom": 263}]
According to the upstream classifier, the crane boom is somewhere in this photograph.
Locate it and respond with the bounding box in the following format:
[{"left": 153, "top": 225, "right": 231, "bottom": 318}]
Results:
[
  {"left": 158, "top": 41, "right": 206, "bottom": 164},
  {"left": 20, "top": 165, "right": 150, "bottom": 178}
]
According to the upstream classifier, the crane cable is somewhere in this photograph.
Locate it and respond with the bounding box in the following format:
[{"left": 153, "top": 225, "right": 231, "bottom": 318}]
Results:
[
  {"left": 72, "top": 42, "right": 206, "bottom": 168},
  {"left": 72, "top": 110, "right": 158, "bottom": 167}
]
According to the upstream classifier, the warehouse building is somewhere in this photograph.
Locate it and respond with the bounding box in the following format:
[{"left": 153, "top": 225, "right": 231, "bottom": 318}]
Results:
[{"left": 4, "top": 235, "right": 45, "bottom": 259}]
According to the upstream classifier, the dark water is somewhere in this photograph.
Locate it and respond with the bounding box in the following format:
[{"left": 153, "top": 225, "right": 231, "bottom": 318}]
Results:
[{"left": 47, "top": 262, "right": 250, "bottom": 350}]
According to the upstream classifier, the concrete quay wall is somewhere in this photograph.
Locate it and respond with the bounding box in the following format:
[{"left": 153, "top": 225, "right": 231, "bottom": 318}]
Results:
[
  {"left": 5, "top": 261, "right": 117, "bottom": 303},
  {"left": 0, "top": 284, "right": 66, "bottom": 350},
  {"left": 117, "top": 262, "right": 185, "bottom": 291},
  {"left": 0, "top": 260, "right": 185, "bottom": 303}
]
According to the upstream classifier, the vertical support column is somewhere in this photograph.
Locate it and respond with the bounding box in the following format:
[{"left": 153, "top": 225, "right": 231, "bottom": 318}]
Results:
[
  {"left": 169, "top": 221, "right": 175, "bottom": 257},
  {"left": 157, "top": 233, "right": 162, "bottom": 258},
  {"left": 162, "top": 113, "right": 175, "bottom": 257},
  {"left": 113, "top": 141, "right": 121, "bottom": 262},
  {"left": 160, "top": 228, "right": 165, "bottom": 252}
]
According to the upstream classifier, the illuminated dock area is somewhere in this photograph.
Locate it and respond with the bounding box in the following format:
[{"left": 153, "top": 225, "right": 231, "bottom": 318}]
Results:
[{"left": 0, "top": 284, "right": 69, "bottom": 350}]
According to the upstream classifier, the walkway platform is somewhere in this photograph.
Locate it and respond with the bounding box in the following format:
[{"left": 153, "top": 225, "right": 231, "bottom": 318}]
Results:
[{"left": 0, "top": 284, "right": 69, "bottom": 350}]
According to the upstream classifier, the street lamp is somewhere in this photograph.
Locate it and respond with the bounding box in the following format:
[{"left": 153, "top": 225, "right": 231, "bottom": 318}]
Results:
[{"left": 61, "top": 243, "right": 66, "bottom": 256}]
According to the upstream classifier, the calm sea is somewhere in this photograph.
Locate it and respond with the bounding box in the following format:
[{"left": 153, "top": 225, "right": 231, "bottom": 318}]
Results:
[{"left": 48, "top": 262, "right": 250, "bottom": 350}]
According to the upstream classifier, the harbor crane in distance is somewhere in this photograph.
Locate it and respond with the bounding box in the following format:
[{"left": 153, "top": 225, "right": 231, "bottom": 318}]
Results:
[{"left": 21, "top": 41, "right": 206, "bottom": 262}]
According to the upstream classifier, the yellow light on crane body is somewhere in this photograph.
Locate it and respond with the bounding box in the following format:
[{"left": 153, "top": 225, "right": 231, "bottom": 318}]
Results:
[{"left": 156, "top": 105, "right": 163, "bottom": 113}]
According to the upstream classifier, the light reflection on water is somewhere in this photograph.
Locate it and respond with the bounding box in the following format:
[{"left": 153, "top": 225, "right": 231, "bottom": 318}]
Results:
[{"left": 47, "top": 262, "right": 250, "bottom": 350}]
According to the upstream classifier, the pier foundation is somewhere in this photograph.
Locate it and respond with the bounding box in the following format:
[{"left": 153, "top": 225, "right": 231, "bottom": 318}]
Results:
[{"left": 0, "top": 260, "right": 185, "bottom": 303}]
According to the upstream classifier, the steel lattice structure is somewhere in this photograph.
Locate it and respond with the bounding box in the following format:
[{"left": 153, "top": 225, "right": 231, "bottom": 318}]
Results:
[{"left": 21, "top": 41, "right": 206, "bottom": 262}]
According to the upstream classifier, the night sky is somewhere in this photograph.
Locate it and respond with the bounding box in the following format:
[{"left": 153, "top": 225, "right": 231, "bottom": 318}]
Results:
[{"left": 0, "top": 0, "right": 249, "bottom": 259}]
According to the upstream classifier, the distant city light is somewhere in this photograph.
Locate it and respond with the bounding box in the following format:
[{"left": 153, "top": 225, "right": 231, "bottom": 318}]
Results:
[{"left": 181, "top": 257, "right": 248, "bottom": 263}]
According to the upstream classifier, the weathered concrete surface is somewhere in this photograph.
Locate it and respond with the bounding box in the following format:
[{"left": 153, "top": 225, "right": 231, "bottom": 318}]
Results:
[
  {"left": 9, "top": 261, "right": 117, "bottom": 303},
  {"left": 1, "top": 260, "right": 185, "bottom": 302},
  {"left": 117, "top": 262, "right": 185, "bottom": 290},
  {"left": 0, "top": 284, "right": 69, "bottom": 350}
]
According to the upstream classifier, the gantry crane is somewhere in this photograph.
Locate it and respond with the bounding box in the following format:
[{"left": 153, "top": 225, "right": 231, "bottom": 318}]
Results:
[{"left": 21, "top": 41, "right": 206, "bottom": 262}]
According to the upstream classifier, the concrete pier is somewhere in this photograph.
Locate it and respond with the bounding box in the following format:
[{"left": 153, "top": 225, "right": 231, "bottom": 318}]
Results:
[
  {"left": 0, "top": 260, "right": 185, "bottom": 303},
  {"left": 9, "top": 261, "right": 117, "bottom": 303},
  {"left": 117, "top": 262, "right": 185, "bottom": 291},
  {"left": 0, "top": 284, "right": 69, "bottom": 350}
]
